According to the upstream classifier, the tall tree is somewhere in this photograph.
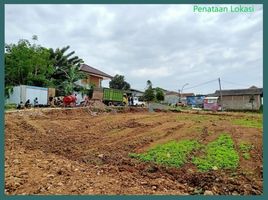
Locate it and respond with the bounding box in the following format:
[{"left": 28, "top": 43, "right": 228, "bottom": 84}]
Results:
[
  {"left": 155, "top": 87, "right": 165, "bottom": 101},
  {"left": 48, "top": 46, "right": 85, "bottom": 95},
  {"left": 143, "top": 80, "right": 155, "bottom": 102},
  {"left": 109, "top": 74, "right": 130, "bottom": 90},
  {"left": 5, "top": 39, "right": 54, "bottom": 87}
]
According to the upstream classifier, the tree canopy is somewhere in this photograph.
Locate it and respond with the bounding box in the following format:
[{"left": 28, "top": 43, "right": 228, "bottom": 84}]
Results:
[
  {"left": 5, "top": 37, "right": 86, "bottom": 97},
  {"left": 143, "top": 80, "right": 155, "bottom": 102},
  {"left": 109, "top": 74, "right": 130, "bottom": 90},
  {"left": 5, "top": 39, "right": 54, "bottom": 87},
  {"left": 155, "top": 87, "right": 165, "bottom": 101},
  {"left": 48, "top": 45, "right": 85, "bottom": 95}
]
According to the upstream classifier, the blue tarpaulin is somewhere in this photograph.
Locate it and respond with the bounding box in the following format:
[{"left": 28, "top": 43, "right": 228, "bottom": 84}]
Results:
[{"left": 186, "top": 96, "right": 205, "bottom": 106}]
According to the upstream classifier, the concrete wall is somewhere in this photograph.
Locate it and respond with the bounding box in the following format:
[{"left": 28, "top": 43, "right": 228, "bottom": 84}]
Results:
[
  {"left": 222, "top": 95, "right": 261, "bottom": 110},
  {"left": 81, "top": 75, "right": 102, "bottom": 88},
  {"left": 164, "top": 95, "right": 179, "bottom": 104}
]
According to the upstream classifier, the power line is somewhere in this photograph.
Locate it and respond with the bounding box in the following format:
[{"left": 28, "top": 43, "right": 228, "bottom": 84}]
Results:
[
  {"left": 221, "top": 80, "right": 249, "bottom": 88},
  {"left": 183, "top": 79, "right": 218, "bottom": 90}
]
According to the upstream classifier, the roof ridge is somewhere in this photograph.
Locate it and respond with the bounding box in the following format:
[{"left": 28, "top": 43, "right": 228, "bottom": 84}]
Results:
[{"left": 80, "top": 63, "right": 113, "bottom": 79}]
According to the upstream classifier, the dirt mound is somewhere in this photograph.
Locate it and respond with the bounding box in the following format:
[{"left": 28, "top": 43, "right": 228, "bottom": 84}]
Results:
[{"left": 89, "top": 100, "right": 107, "bottom": 109}]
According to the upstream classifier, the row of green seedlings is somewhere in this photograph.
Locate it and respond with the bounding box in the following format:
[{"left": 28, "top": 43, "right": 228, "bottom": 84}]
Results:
[{"left": 129, "top": 133, "right": 252, "bottom": 171}]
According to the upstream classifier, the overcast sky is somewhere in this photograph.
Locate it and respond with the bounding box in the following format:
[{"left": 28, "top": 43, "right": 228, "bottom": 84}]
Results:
[{"left": 5, "top": 4, "right": 263, "bottom": 94}]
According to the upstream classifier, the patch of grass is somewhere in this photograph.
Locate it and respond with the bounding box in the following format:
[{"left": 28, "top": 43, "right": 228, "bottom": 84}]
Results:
[
  {"left": 5, "top": 103, "right": 17, "bottom": 110},
  {"left": 176, "top": 114, "right": 219, "bottom": 123},
  {"left": 129, "top": 140, "right": 200, "bottom": 167},
  {"left": 232, "top": 118, "right": 262, "bottom": 128},
  {"left": 239, "top": 142, "right": 253, "bottom": 160},
  {"left": 168, "top": 107, "right": 182, "bottom": 112},
  {"left": 192, "top": 134, "right": 239, "bottom": 171}
]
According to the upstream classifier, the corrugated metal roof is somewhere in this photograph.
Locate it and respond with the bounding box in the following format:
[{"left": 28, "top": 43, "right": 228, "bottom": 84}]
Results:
[
  {"left": 214, "top": 88, "right": 263, "bottom": 96},
  {"left": 79, "top": 64, "right": 113, "bottom": 79}
]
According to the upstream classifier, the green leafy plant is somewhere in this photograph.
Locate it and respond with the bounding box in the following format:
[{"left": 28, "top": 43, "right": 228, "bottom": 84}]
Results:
[
  {"left": 242, "top": 153, "right": 250, "bottom": 160},
  {"left": 130, "top": 133, "right": 241, "bottom": 172},
  {"left": 192, "top": 134, "right": 239, "bottom": 171},
  {"left": 129, "top": 140, "right": 200, "bottom": 167},
  {"left": 239, "top": 142, "right": 253, "bottom": 160}
]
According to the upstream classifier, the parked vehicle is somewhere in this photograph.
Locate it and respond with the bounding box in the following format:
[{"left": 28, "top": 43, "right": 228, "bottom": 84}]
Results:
[
  {"left": 133, "top": 97, "right": 146, "bottom": 107},
  {"left": 5, "top": 85, "right": 50, "bottom": 106},
  {"left": 203, "top": 97, "right": 221, "bottom": 111},
  {"left": 63, "top": 94, "right": 77, "bottom": 107},
  {"left": 102, "top": 88, "right": 128, "bottom": 106},
  {"left": 176, "top": 102, "right": 187, "bottom": 107}
]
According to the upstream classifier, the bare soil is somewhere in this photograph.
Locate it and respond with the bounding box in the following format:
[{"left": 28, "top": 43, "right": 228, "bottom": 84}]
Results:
[{"left": 5, "top": 108, "right": 263, "bottom": 195}]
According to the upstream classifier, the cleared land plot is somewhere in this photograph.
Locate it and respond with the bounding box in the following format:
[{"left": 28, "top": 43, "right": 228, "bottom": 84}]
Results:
[{"left": 5, "top": 108, "right": 263, "bottom": 195}]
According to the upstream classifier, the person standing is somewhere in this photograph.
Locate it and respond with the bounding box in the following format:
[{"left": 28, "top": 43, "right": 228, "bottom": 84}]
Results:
[
  {"left": 25, "top": 99, "right": 31, "bottom": 108},
  {"left": 131, "top": 96, "right": 134, "bottom": 106},
  {"left": 128, "top": 96, "right": 131, "bottom": 106},
  {"left": 34, "top": 97, "right": 39, "bottom": 107}
]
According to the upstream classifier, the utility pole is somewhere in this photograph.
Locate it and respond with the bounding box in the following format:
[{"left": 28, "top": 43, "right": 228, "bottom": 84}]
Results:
[
  {"left": 178, "top": 89, "right": 181, "bottom": 102},
  {"left": 218, "top": 77, "right": 223, "bottom": 111},
  {"left": 180, "top": 83, "right": 189, "bottom": 103}
]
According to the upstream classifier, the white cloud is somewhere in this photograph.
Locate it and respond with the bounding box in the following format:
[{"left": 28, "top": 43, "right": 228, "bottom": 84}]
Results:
[
  {"left": 130, "top": 67, "right": 172, "bottom": 78},
  {"left": 5, "top": 4, "right": 263, "bottom": 93}
]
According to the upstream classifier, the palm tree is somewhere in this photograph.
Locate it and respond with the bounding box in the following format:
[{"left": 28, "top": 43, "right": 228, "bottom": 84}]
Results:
[
  {"left": 58, "top": 65, "right": 85, "bottom": 95},
  {"left": 49, "top": 46, "right": 85, "bottom": 95}
]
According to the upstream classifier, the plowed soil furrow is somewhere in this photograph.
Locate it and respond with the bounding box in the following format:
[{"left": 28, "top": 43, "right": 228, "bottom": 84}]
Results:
[{"left": 5, "top": 108, "right": 263, "bottom": 195}]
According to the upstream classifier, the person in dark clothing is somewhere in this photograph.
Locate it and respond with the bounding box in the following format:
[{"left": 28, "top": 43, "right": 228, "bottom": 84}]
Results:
[
  {"left": 34, "top": 97, "right": 39, "bottom": 107},
  {"left": 130, "top": 96, "right": 134, "bottom": 106},
  {"left": 17, "top": 101, "right": 25, "bottom": 109},
  {"left": 49, "top": 96, "right": 55, "bottom": 107},
  {"left": 25, "top": 99, "right": 31, "bottom": 108},
  {"left": 128, "top": 96, "right": 131, "bottom": 106}
]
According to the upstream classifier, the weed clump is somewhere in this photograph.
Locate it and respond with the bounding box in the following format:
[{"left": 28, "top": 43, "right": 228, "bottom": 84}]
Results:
[{"left": 192, "top": 134, "right": 239, "bottom": 171}]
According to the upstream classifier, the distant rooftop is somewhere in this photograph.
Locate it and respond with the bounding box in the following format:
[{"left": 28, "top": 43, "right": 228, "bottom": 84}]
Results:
[
  {"left": 214, "top": 86, "right": 263, "bottom": 96},
  {"left": 164, "top": 92, "right": 195, "bottom": 97},
  {"left": 80, "top": 64, "right": 113, "bottom": 79},
  {"left": 129, "top": 88, "right": 144, "bottom": 93}
]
